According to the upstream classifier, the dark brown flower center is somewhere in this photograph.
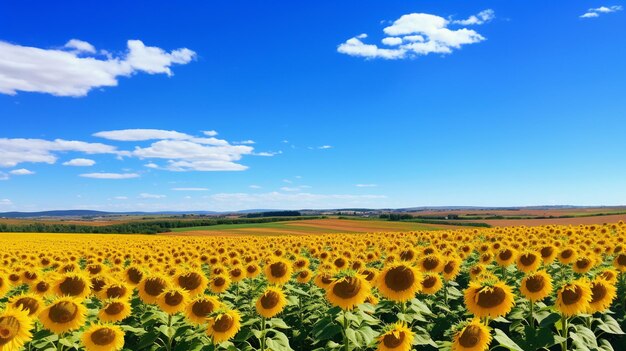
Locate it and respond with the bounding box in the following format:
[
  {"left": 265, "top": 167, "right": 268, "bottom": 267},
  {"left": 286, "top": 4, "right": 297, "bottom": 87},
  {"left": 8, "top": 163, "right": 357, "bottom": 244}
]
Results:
[
  {"left": 90, "top": 328, "right": 116, "bottom": 346},
  {"left": 178, "top": 272, "right": 202, "bottom": 290},
  {"left": 213, "top": 314, "right": 234, "bottom": 332},
  {"left": 422, "top": 257, "right": 440, "bottom": 271},
  {"left": 525, "top": 275, "right": 545, "bottom": 293},
  {"left": 260, "top": 291, "right": 280, "bottom": 309},
  {"left": 590, "top": 282, "right": 607, "bottom": 304},
  {"left": 144, "top": 277, "right": 166, "bottom": 296},
  {"left": 541, "top": 246, "right": 554, "bottom": 258},
  {"left": 576, "top": 258, "right": 591, "bottom": 269},
  {"left": 499, "top": 250, "right": 513, "bottom": 261},
  {"left": 14, "top": 297, "right": 39, "bottom": 316},
  {"left": 0, "top": 316, "right": 19, "bottom": 346},
  {"left": 59, "top": 276, "right": 87, "bottom": 296},
  {"left": 299, "top": 270, "right": 310, "bottom": 279},
  {"left": 91, "top": 277, "right": 107, "bottom": 292},
  {"left": 213, "top": 277, "right": 226, "bottom": 287},
  {"left": 476, "top": 286, "right": 506, "bottom": 308},
  {"left": 384, "top": 266, "right": 415, "bottom": 292},
  {"left": 561, "top": 285, "right": 583, "bottom": 305},
  {"left": 444, "top": 261, "right": 456, "bottom": 274},
  {"left": 422, "top": 276, "right": 437, "bottom": 289},
  {"left": 332, "top": 277, "right": 362, "bottom": 299},
  {"left": 164, "top": 291, "right": 184, "bottom": 306},
  {"left": 127, "top": 267, "right": 143, "bottom": 284},
  {"left": 49, "top": 301, "right": 78, "bottom": 323},
  {"left": 104, "top": 302, "right": 125, "bottom": 315},
  {"left": 192, "top": 299, "right": 215, "bottom": 317},
  {"left": 269, "top": 262, "right": 287, "bottom": 278},
  {"left": 382, "top": 331, "right": 405, "bottom": 348},
  {"left": 230, "top": 268, "right": 242, "bottom": 278},
  {"left": 560, "top": 249, "right": 573, "bottom": 259},
  {"left": 617, "top": 254, "right": 626, "bottom": 266},
  {"left": 247, "top": 265, "right": 258, "bottom": 274},
  {"left": 459, "top": 325, "right": 482, "bottom": 347},
  {"left": 519, "top": 254, "right": 537, "bottom": 266},
  {"left": 399, "top": 250, "right": 414, "bottom": 261},
  {"left": 106, "top": 285, "right": 127, "bottom": 299},
  {"left": 36, "top": 280, "right": 50, "bottom": 293}
]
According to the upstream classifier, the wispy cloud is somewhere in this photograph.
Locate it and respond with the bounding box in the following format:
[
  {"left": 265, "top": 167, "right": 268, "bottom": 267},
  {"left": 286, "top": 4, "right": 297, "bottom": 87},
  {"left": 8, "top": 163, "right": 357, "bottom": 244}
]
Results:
[
  {"left": 338, "top": 10, "right": 492, "bottom": 60},
  {"left": 113, "top": 196, "right": 128, "bottom": 200},
  {"left": 9, "top": 168, "right": 35, "bottom": 175},
  {"left": 0, "top": 39, "right": 195, "bottom": 97},
  {"left": 62, "top": 158, "right": 96, "bottom": 167},
  {"left": 580, "top": 5, "right": 623, "bottom": 18},
  {"left": 80, "top": 172, "right": 140, "bottom": 179},
  {"left": 139, "top": 193, "right": 166, "bottom": 199}
]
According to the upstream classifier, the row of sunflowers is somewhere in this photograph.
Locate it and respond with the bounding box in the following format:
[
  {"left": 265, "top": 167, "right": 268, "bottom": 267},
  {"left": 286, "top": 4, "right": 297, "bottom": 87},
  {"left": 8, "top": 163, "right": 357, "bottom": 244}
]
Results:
[{"left": 0, "top": 222, "right": 625, "bottom": 350}]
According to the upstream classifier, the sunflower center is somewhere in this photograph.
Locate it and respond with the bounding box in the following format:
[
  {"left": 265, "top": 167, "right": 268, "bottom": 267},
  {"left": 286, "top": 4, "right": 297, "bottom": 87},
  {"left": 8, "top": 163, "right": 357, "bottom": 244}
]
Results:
[
  {"left": 24, "top": 271, "right": 38, "bottom": 280},
  {"left": 617, "top": 254, "right": 626, "bottom": 266},
  {"left": 269, "top": 262, "right": 288, "bottom": 278},
  {"left": 106, "top": 285, "right": 126, "bottom": 299},
  {"left": 561, "top": 249, "right": 573, "bottom": 259},
  {"left": 295, "top": 260, "right": 306, "bottom": 268},
  {"left": 382, "top": 331, "right": 405, "bottom": 348},
  {"left": 590, "top": 282, "right": 607, "bottom": 304},
  {"left": 15, "top": 297, "right": 39, "bottom": 315},
  {"left": 178, "top": 273, "right": 202, "bottom": 290},
  {"left": 399, "top": 250, "right": 414, "bottom": 261},
  {"left": 299, "top": 271, "right": 310, "bottom": 279},
  {"left": 88, "top": 265, "right": 102, "bottom": 275},
  {"left": 231, "top": 268, "right": 242, "bottom": 278},
  {"left": 164, "top": 291, "right": 184, "bottom": 306},
  {"left": 525, "top": 275, "right": 545, "bottom": 293},
  {"left": 422, "top": 276, "right": 437, "bottom": 289},
  {"left": 144, "top": 278, "right": 167, "bottom": 296},
  {"left": 561, "top": 285, "right": 583, "bottom": 305},
  {"left": 459, "top": 325, "right": 482, "bottom": 347},
  {"left": 599, "top": 271, "right": 615, "bottom": 281},
  {"left": 192, "top": 300, "right": 215, "bottom": 317},
  {"left": 321, "top": 274, "right": 334, "bottom": 285},
  {"left": 384, "top": 266, "right": 415, "bottom": 292},
  {"left": 519, "top": 254, "right": 537, "bottom": 266},
  {"left": 36, "top": 281, "right": 50, "bottom": 293},
  {"left": 332, "top": 277, "right": 362, "bottom": 299},
  {"left": 214, "top": 277, "right": 226, "bottom": 287},
  {"left": 128, "top": 268, "right": 143, "bottom": 284},
  {"left": 362, "top": 269, "right": 375, "bottom": 281},
  {"left": 49, "top": 301, "right": 78, "bottom": 323},
  {"left": 91, "top": 277, "right": 107, "bottom": 292},
  {"left": 59, "top": 276, "right": 87, "bottom": 296},
  {"left": 247, "top": 266, "right": 258, "bottom": 274},
  {"left": 260, "top": 291, "right": 280, "bottom": 309},
  {"left": 422, "top": 257, "right": 439, "bottom": 271},
  {"left": 476, "top": 286, "right": 506, "bottom": 308},
  {"left": 104, "top": 302, "right": 125, "bottom": 315},
  {"left": 444, "top": 262, "right": 456, "bottom": 274},
  {"left": 334, "top": 258, "right": 346, "bottom": 268},
  {"left": 90, "top": 328, "right": 116, "bottom": 346},
  {"left": 499, "top": 250, "right": 513, "bottom": 261},
  {"left": 213, "top": 314, "right": 234, "bottom": 332},
  {"left": 0, "top": 316, "right": 19, "bottom": 346},
  {"left": 576, "top": 258, "right": 591, "bottom": 269},
  {"left": 8, "top": 274, "right": 19, "bottom": 283}
]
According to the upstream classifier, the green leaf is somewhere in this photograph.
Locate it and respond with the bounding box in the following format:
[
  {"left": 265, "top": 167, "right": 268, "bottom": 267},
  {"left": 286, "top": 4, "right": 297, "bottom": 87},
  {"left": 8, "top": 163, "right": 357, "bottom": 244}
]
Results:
[
  {"left": 596, "top": 315, "right": 625, "bottom": 335},
  {"left": 493, "top": 328, "right": 524, "bottom": 351}
]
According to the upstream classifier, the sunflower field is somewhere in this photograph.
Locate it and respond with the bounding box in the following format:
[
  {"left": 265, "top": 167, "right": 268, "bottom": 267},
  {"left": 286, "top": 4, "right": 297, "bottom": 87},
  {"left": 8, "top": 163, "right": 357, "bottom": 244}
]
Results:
[{"left": 0, "top": 222, "right": 625, "bottom": 351}]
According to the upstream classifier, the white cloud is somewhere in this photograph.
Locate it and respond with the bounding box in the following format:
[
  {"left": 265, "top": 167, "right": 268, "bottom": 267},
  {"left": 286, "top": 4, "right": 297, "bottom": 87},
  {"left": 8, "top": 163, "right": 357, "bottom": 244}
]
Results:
[
  {"left": 580, "top": 5, "right": 623, "bottom": 18},
  {"left": 203, "top": 130, "right": 218, "bottom": 137},
  {"left": 254, "top": 151, "right": 281, "bottom": 157},
  {"left": 171, "top": 187, "right": 209, "bottom": 191},
  {"left": 237, "top": 140, "right": 256, "bottom": 145},
  {"left": 139, "top": 193, "right": 166, "bottom": 199},
  {"left": 94, "top": 129, "right": 191, "bottom": 141},
  {"left": 80, "top": 172, "right": 140, "bottom": 179},
  {"left": 356, "top": 184, "right": 378, "bottom": 188},
  {"left": 62, "top": 158, "right": 96, "bottom": 167},
  {"left": 0, "top": 199, "right": 12, "bottom": 206},
  {"left": 452, "top": 9, "right": 495, "bottom": 25},
  {"left": 0, "top": 138, "right": 124, "bottom": 168},
  {"left": 0, "top": 39, "right": 195, "bottom": 96},
  {"left": 113, "top": 196, "right": 128, "bottom": 200},
  {"left": 145, "top": 163, "right": 159, "bottom": 169},
  {"left": 338, "top": 11, "right": 489, "bottom": 60},
  {"left": 318, "top": 145, "right": 333, "bottom": 149},
  {"left": 10, "top": 168, "right": 35, "bottom": 175}
]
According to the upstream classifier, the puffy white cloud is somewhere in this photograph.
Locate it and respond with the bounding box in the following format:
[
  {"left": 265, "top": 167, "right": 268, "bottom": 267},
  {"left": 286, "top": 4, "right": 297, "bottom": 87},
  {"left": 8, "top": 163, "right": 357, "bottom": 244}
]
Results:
[
  {"left": 580, "top": 5, "right": 622, "bottom": 18},
  {"left": 80, "top": 172, "right": 140, "bottom": 179},
  {"left": 62, "top": 158, "right": 96, "bottom": 167},
  {"left": 0, "top": 138, "right": 123, "bottom": 168},
  {"left": 338, "top": 11, "right": 489, "bottom": 60},
  {"left": 238, "top": 140, "right": 256, "bottom": 145},
  {"left": 203, "top": 130, "right": 218, "bottom": 136},
  {"left": 9, "top": 168, "right": 35, "bottom": 175},
  {"left": 452, "top": 9, "right": 495, "bottom": 25},
  {"left": 0, "top": 39, "right": 195, "bottom": 97},
  {"left": 139, "top": 193, "right": 166, "bottom": 199},
  {"left": 94, "top": 129, "right": 191, "bottom": 141},
  {"left": 171, "top": 187, "right": 209, "bottom": 191}
]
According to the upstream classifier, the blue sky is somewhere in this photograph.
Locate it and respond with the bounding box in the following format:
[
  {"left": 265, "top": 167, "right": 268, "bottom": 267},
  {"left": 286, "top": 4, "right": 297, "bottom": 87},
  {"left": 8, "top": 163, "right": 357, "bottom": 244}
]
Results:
[{"left": 1, "top": 1, "right": 625, "bottom": 211}]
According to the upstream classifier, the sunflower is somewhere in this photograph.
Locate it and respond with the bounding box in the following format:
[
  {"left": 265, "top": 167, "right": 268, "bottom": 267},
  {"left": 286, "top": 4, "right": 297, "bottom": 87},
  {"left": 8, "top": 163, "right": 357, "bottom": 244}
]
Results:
[
  {"left": 264, "top": 259, "right": 293, "bottom": 285},
  {"left": 157, "top": 288, "right": 189, "bottom": 315},
  {"left": 0, "top": 275, "right": 9, "bottom": 298},
  {"left": 123, "top": 266, "right": 144, "bottom": 286},
  {"left": 98, "top": 299, "right": 132, "bottom": 323},
  {"left": 495, "top": 248, "right": 517, "bottom": 267},
  {"left": 7, "top": 293, "right": 44, "bottom": 317},
  {"left": 596, "top": 269, "right": 619, "bottom": 284},
  {"left": 313, "top": 271, "right": 335, "bottom": 290},
  {"left": 175, "top": 270, "right": 208, "bottom": 296},
  {"left": 53, "top": 272, "right": 91, "bottom": 299},
  {"left": 376, "top": 322, "right": 413, "bottom": 351},
  {"left": 229, "top": 266, "right": 245, "bottom": 283},
  {"left": 0, "top": 307, "right": 34, "bottom": 351},
  {"left": 256, "top": 287, "right": 287, "bottom": 318},
  {"left": 443, "top": 258, "right": 461, "bottom": 281},
  {"left": 377, "top": 264, "right": 422, "bottom": 302},
  {"left": 185, "top": 296, "right": 220, "bottom": 325},
  {"left": 572, "top": 257, "right": 594, "bottom": 274},
  {"left": 327, "top": 274, "right": 371, "bottom": 310},
  {"left": 209, "top": 275, "right": 231, "bottom": 294},
  {"left": 31, "top": 278, "right": 52, "bottom": 297},
  {"left": 464, "top": 281, "right": 515, "bottom": 318},
  {"left": 519, "top": 270, "right": 552, "bottom": 302},
  {"left": 245, "top": 263, "right": 261, "bottom": 278},
  {"left": 558, "top": 248, "right": 577, "bottom": 265},
  {"left": 138, "top": 274, "right": 171, "bottom": 304},
  {"left": 516, "top": 251, "right": 541, "bottom": 273},
  {"left": 419, "top": 254, "right": 444, "bottom": 273},
  {"left": 39, "top": 297, "right": 87, "bottom": 334},
  {"left": 296, "top": 269, "right": 313, "bottom": 284},
  {"left": 452, "top": 319, "right": 492, "bottom": 351},
  {"left": 555, "top": 280, "right": 592, "bottom": 317},
  {"left": 99, "top": 282, "right": 132, "bottom": 301},
  {"left": 539, "top": 245, "right": 557, "bottom": 264},
  {"left": 587, "top": 278, "right": 617, "bottom": 313},
  {"left": 612, "top": 253, "right": 626, "bottom": 272},
  {"left": 421, "top": 273, "right": 443, "bottom": 295},
  {"left": 206, "top": 310, "right": 241, "bottom": 344},
  {"left": 82, "top": 324, "right": 125, "bottom": 351}
]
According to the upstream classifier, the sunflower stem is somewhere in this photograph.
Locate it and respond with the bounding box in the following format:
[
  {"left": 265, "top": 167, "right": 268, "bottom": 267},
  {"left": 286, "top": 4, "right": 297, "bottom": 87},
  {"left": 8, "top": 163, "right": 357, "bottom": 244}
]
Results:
[
  {"left": 260, "top": 316, "right": 267, "bottom": 351},
  {"left": 443, "top": 279, "right": 449, "bottom": 307},
  {"left": 529, "top": 299, "right": 535, "bottom": 329},
  {"left": 501, "top": 266, "right": 507, "bottom": 282},
  {"left": 561, "top": 314, "right": 568, "bottom": 351},
  {"left": 166, "top": 314, "right": 174, "bottom": 351},
  {"left": 343, "top": 310, "right": 349, "bottom": 351}
]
